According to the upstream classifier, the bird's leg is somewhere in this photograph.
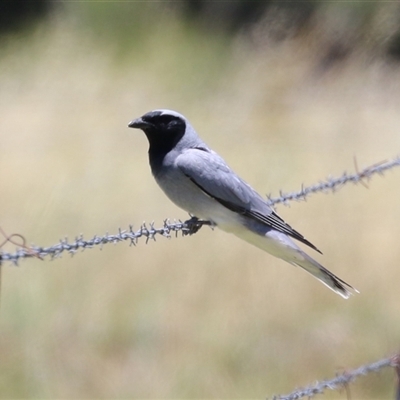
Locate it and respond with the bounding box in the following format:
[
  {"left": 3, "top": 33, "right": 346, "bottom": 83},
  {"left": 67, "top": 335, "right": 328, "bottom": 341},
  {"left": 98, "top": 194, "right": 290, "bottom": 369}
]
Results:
[{"left": 183, "top": 215, "right": 214, "bottom": 236}]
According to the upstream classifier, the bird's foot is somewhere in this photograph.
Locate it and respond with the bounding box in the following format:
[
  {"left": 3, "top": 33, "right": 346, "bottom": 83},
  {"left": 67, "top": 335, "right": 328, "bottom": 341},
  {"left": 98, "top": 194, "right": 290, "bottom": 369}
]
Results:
[{"left": 183, "top": 216, "right": 214, "bottom": 236}]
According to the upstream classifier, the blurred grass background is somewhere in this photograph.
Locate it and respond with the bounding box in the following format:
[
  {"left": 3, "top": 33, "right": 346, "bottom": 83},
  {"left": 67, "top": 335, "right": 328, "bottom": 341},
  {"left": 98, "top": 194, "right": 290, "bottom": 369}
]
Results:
[{"left": 1, "top": 1, "right": 400, "bottom": 398}]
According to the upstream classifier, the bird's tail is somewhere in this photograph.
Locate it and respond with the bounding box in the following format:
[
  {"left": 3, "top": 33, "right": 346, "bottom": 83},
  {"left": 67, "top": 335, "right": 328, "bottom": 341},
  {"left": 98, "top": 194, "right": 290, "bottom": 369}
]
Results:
[
  {"left": 230, "top": 227, "right": 357, "bottom": 298},
  {"left": 290, "top": 252, "right": 358, "bottom": 299}
]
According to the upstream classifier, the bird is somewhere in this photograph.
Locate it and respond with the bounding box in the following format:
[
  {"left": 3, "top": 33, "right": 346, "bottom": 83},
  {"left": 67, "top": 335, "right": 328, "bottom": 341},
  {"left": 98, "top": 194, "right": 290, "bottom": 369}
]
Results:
[{"left": 128, "top": 109, "right": 357, "bottom": 299}]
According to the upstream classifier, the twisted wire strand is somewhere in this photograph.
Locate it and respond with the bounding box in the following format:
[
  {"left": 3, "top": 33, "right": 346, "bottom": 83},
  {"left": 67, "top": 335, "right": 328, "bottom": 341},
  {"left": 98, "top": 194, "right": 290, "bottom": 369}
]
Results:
[{"left": 266, "top": 156, "right": 400, "bottom": 206}]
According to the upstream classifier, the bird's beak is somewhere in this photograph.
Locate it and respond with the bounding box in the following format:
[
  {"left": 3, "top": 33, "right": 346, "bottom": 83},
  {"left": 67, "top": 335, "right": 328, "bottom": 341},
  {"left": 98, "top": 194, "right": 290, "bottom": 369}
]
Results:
[{"left": 128, "top": 117, "right": 149, "bottom": 129}]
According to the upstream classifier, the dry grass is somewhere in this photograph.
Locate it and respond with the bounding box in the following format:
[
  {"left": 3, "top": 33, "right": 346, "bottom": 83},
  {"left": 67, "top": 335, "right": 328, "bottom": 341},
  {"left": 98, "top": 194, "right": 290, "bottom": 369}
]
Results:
[{"left": 0, "top": 8, "right": 400, "bottom": 399}]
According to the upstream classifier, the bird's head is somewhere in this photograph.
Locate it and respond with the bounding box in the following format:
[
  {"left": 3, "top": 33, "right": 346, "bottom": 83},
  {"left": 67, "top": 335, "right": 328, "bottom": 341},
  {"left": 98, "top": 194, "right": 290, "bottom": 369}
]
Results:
[{"left": 128, "top": 109, "right": 187, "bottom": 151}]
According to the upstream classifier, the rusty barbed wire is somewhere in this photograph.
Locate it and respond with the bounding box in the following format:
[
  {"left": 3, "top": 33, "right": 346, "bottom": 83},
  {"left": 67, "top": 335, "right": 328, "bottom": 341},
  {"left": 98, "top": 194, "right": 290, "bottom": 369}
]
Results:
[
  {"left": 271, "top": 354, "right": 399, "bottom": 400},
  {"left": 0, "top": 226, "right": 42, "bottom": 261}
]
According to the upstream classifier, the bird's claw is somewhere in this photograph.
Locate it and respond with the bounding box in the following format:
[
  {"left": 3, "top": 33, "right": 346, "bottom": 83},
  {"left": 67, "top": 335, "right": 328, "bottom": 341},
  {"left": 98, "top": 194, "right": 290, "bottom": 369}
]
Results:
[{"left": 183, "top": 216, "right": 214, "bottom": 236}]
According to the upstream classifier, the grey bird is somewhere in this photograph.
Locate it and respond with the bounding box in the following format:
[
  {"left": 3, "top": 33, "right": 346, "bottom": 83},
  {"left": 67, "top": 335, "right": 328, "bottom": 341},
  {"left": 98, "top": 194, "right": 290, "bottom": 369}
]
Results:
[{"left": 128, "top": 109, "right": 357, "bottom": 299}]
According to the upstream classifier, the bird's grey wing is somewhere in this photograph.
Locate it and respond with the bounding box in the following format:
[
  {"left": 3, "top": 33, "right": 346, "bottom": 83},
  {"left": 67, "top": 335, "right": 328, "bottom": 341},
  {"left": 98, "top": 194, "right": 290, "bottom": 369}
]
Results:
[{"left": 176, "top": 147, "right": 321, "bottom": 253}]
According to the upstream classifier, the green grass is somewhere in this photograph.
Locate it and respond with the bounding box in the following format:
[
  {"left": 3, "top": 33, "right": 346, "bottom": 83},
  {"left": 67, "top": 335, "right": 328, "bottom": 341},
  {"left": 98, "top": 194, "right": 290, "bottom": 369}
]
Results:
[{"left": 0, "top": 5, "right": 400, "bottom": 399}]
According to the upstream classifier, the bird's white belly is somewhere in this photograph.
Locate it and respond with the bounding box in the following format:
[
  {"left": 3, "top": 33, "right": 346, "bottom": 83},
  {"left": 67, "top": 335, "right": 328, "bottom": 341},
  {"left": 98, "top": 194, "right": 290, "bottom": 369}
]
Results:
[{"left": 154, "top": 169, "right": 244, "bottom": 233}]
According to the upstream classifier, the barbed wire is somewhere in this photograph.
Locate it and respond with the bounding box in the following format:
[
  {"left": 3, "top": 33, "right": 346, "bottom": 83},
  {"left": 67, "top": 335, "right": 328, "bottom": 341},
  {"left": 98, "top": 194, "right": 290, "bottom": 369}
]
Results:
[
  {"left": 266, "top": 156, "right": 400, "bottom": 206},
  {"left": 0, "top": 155, "right": 399, "bottom": 265},
  {"left": 271, "top": 354, "right": 400, "bottom": 400},
  {"left": 0, "top": 217, "right": 210, "bottom": 265}
]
